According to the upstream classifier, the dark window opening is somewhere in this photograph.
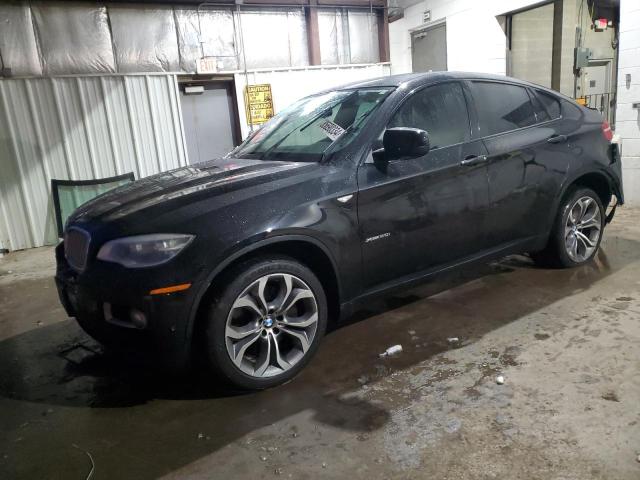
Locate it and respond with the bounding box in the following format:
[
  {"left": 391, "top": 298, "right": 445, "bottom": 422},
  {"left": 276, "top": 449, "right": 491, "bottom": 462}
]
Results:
[
  {"left": 388, "top": 82, "right": 470, "bottom": 150},
  {"left": 473, "top": 82, "right": 537, "bottom": 136},
  {"left": 535, "top": 90, "right": 562, "bottom": 120}
]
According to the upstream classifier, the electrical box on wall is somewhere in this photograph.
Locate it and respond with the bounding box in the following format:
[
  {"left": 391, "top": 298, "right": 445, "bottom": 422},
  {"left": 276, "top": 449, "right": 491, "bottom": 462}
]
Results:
[{"left": 574, "top": 47, "right": 592, "bottom": 69}]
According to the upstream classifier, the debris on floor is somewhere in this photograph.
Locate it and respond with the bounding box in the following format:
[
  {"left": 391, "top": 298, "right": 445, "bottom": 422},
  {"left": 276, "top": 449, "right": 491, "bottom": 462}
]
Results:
[
  {"left": 496, "top": 375, "right": 505, "bottom": 385},
  {"left": 447, "top": 337, "right": 460, "bottom": 344},
  {"left": 58, "top": 344, "right": 101, "bottom": 365},
  {"left": 72, "top": 444, "right": 95, "bottom": 480},
  {"left": 602, "top": 391, "right": 620, "bottom": 402},
  {"left": 444, "top": 418, "right": 462, "bottom": 433},
  {"left": 379, "top": 345, "right": 403, "bottom": 357}
]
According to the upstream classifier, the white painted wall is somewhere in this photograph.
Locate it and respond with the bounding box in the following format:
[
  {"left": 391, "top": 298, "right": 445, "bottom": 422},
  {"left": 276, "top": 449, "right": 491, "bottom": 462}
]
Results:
[
  {"left": 233, "top": 63, "right": 392, "bottom": 139},
  {"left": 615, "top": 0, "right": 640, "bottom": 205},
  {"left": 389, "top": 0, "right": 544, "bottom": 76}
]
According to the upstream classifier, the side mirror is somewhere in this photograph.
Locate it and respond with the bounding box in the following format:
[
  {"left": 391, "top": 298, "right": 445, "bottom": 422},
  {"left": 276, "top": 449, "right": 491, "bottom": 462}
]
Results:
[{"left": 382, "top": 127, "right": 430, "bottom": 161}]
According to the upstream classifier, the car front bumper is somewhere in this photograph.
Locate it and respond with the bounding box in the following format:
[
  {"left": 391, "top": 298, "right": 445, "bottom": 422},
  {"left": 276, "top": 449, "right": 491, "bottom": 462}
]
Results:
[{"left": 55, "top": 243, "right": 202, "bottom": 372}]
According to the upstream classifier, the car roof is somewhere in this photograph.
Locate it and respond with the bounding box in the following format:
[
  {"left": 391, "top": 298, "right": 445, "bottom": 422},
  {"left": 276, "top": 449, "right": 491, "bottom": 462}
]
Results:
[{"left": 335, "top": 71, "right": 566, "bottom": 98}]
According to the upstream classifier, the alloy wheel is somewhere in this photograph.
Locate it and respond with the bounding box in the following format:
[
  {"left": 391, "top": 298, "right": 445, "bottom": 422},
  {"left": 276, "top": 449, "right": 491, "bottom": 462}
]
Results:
[
  {"left": 564, "top": 195, "right": 602, "bottom": 263},
  {"left": 224, "top": 273, "right": 319, "bottom": 378}
]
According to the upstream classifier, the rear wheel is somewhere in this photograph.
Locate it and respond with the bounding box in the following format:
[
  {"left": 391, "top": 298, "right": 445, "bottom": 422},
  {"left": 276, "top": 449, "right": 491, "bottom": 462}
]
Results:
[
  {"left": 204, "top": 256, "right": 327, "bottom": 390},
  {"left": 533, "top": 187, "right": 605, "bottom": 268}
]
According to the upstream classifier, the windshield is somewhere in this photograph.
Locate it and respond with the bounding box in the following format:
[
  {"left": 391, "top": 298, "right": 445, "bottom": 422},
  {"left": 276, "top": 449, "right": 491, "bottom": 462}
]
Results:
[{"left": 230, "top": 87, "right": 393, "bottom": 162}]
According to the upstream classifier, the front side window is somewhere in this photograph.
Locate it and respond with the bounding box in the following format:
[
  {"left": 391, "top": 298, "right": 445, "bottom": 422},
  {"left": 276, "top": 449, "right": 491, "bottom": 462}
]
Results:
[
  {"left": 388, "top": 82, "right": 470, "bottom": 150},
  {"left": 231, "top": 87, "right": 392, "bottom": 162},
  {"left": 472, "top": 82, "right": 537, "bottom": 136}
]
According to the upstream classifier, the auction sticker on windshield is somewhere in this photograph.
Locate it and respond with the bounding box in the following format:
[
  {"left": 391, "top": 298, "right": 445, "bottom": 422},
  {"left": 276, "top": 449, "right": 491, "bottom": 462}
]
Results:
[{"left": 318, "top": 120, "right": 346, "bottom": 141}]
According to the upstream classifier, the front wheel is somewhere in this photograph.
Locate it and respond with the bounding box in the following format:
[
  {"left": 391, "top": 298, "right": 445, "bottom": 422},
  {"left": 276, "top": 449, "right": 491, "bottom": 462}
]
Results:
[
  {"left": 533, "top": 187, "right": 605, "bottom": 268},
  {"left": 204, "top": 256, "right": 327, "bottom": 390}
]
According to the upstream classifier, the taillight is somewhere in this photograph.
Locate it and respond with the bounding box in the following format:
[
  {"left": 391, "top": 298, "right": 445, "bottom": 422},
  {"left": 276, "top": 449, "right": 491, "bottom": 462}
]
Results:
[{"left": 602, "top": 121, "right": 613, "bottom": 142}]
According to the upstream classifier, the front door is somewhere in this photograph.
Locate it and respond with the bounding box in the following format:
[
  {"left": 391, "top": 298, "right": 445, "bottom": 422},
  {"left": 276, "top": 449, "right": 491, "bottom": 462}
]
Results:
[{"left": 357, "top": 81, "right": 490, "bottom": 289}]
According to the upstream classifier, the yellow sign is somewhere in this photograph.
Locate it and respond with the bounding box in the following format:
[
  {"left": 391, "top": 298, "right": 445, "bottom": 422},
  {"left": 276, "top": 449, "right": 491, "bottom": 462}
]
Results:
[{"left": 245, "top": 84, "right": 274, "bottom": 125}]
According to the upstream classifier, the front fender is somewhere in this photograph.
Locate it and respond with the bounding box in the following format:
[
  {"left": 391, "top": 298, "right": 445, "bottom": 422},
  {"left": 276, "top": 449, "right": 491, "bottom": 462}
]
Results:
[{"left": 183, "top": 232, "right": 341, "bottom": 344}]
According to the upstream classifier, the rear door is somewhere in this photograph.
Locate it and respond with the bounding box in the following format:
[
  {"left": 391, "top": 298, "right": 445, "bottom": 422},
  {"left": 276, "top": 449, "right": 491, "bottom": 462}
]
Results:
[
  {"left": 469, "top": 81, "right": 570, "bottom": 247},
  {"left": 357, "top": 81, "right": 490, "bottom": 289}
]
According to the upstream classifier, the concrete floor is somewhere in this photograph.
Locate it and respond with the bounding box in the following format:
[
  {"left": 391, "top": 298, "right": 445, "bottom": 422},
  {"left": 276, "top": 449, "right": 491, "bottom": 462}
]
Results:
[{"left": 1, "top": 210, "right": 639, "bottom": 480}]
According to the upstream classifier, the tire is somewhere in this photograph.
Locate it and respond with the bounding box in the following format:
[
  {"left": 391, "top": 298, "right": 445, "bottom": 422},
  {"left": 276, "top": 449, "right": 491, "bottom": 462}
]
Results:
[
  {"left": 204, "top": 255, "right": 328, "bottom": 390},
  {"left": 532, "top": 187, "right": 605, "bottom": 268}
]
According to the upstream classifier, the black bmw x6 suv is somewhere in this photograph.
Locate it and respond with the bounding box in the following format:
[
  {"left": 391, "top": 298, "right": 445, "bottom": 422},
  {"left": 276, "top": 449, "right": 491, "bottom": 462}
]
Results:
[{"left": 56, "top": 72, "right": 623, "bottom": 389}]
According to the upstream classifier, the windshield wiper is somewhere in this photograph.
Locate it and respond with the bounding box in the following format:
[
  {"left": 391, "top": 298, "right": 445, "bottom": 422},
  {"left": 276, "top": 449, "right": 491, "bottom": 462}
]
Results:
[
  {"left": 343, "top": 107, "right": 375, "bottom": 137},
  {"left": 259, "top": 112, "right": 327, "bottom": 161}
]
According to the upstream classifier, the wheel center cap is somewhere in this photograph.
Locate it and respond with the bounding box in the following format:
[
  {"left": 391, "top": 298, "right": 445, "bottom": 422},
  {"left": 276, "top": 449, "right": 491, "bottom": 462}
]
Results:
[{"left": 263, "top": 317, "right": 274, "bottom": 328}]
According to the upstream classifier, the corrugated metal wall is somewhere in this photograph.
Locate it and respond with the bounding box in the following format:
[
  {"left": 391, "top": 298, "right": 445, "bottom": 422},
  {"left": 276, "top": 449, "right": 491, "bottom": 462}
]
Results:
[
  {"left": 1, "top": 2, "right": 381, "bottom": 77},
  {"left": 0, "top": 74, "right": 187, "bottom": 251}
]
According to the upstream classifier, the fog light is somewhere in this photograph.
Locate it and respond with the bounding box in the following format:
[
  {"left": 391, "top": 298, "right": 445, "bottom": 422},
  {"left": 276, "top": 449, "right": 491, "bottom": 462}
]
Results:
[
  {"left": 103, "top": 303, "right": 148, "bottom": 330},
  {"left": 129, "top": 309, "right": 147, "bottom": 329}
]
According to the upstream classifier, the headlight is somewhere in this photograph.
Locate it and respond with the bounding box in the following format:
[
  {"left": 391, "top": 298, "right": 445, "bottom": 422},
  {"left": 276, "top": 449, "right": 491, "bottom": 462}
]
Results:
[{"left": 97, "top": 234, "right": 194, "bottom": 268}]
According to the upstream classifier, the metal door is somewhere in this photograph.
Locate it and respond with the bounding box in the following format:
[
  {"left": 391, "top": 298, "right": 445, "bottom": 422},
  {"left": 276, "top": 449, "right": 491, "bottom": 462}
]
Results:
[
  {"left": 180, "top": 83, "right": 238, "bottom": 164},
  {"left": 411, "top": 23, "right": 447, "bottom": 73},
  {"left": 583, "top": 62, "right": 613, "bottom": 123},
  {"left": 509, "top": 2, "right": 554, "bottom": 88},
  {"left": 583, "top": 63, "right": 610, "bottom": 96}
]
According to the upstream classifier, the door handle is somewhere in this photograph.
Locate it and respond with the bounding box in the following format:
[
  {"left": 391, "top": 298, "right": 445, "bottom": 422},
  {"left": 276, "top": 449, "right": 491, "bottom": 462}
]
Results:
[
  {"left": 547, "top": 134, "right": 568, "bottom": 144},
  {"left": 460, "top": 154, "right": 488, "bottom": 166}
]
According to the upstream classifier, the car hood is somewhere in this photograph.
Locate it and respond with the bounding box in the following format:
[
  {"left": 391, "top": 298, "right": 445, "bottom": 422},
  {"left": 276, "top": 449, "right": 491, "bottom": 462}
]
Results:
[{"left": 67, "top": 158, "right": 315, "bottom": 226}]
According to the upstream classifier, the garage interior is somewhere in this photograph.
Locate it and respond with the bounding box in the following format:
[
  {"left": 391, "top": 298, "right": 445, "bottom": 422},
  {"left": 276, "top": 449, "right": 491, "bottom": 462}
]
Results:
[
  {"left": 504, "top": 0, "right": 620, "bottom": 124},
  {"left": 0, "top": 0, "right": 389, "bottom": 251},
  {"left": 1, "top": 0, "right": 640, "bottom": 479}
]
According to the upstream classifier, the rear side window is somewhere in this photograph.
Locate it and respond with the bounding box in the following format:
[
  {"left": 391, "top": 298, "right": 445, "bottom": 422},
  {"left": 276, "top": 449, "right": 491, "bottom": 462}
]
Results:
[
  {"left": 535, "top": 90, "right": 561, "bottom": 119},
  {"left": 388, "top": 82, "right": 470, "bottom": 150},
  {"left": 472, "top": 82, "right": 537, "bottom": 136},
  {"left": 530, "top": 94, "right": 550, "bottom": 123}
]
